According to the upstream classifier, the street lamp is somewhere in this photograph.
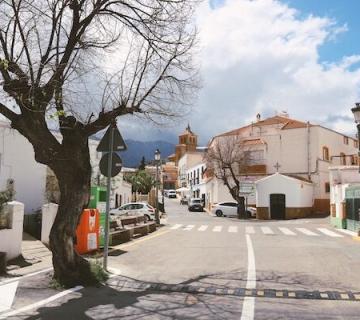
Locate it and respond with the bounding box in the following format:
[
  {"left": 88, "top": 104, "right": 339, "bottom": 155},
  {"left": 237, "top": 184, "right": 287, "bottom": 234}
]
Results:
[
  {"left": 154, "top": 149, "right": 161, "bottom": 224},
  {"left": 351, "top": 103, "right": 360, "bottom": 172}
]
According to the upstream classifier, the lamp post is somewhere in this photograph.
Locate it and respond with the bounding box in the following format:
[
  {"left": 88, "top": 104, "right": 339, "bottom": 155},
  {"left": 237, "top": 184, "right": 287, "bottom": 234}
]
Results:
[
  {"left": 154, "top": 149, "right": 161, "bottom": 224},
  {"left": 351, "top": 103, "right": 360, "bottom": 173}
]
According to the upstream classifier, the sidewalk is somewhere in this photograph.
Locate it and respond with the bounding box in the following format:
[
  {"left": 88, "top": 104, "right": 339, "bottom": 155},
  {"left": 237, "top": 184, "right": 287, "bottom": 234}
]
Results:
[{"left": 4, "top": 233, "right": 52, "bottom": 278}]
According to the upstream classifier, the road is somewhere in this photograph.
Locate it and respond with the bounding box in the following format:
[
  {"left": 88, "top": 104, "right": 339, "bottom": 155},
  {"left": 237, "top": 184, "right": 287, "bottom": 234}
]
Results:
[{"left": 1, "top": 198, "right": 360, "bottom": 319}]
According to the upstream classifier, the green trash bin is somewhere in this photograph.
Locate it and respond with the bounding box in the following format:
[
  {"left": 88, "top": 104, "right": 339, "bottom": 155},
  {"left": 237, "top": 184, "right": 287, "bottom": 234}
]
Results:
[{"left": 89, "top": 186, "right": 107, "bottom": 247}]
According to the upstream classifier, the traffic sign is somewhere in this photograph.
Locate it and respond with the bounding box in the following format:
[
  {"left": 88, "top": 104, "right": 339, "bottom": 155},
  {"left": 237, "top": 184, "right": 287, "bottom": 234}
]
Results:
[
  {"left": 97, "top": 124, "right": 127, "bottom": 152},
  {"left": 99, "top": 152, "right": 122, "bottom": 177}
]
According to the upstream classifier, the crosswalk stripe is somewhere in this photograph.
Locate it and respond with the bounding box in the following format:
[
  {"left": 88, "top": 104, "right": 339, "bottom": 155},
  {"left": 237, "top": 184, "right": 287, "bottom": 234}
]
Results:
[
  {"left": 246, "top": 226, "right": 255, "bottom": 234},
  {"left": 198, "top": 225, "right": 208, "bottom": 231},
  {"left": 317, "top": 228, "right": 343, "bottom": 238},
  {"left": 183, "top": 225, "right": 194, "bottom": 231},
  {"left": 278, "top": 227, "right": 296, "bottom": 236},
  {"left": 170, "top": 224, "right": 182, "bottom": 230},
  {"left": 296, "top": 228, "right": 319, "bottom": 236},
  {"left": 228, "top": 226, "right": 238, "bottom": 233},
  {"left": 261, "top": 226, "right": 274, "bottom": 234},
  {"left": 213, "top": 226, "right": 222, "bottom": 232}
]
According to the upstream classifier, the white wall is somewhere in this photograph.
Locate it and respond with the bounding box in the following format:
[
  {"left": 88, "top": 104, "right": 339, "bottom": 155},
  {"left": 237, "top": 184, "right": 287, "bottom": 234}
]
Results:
[
  {"left": 0, "top": 201, "right": 24, "bottom": 261},
  {"left": 256, "top": 174, "right": 313, "bottom": 208},
  {"left": 0, "top": 123, "right": 47, "bottom": 214}
]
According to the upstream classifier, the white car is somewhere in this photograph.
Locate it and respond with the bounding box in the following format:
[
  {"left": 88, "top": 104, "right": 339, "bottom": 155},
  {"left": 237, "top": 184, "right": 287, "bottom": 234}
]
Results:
[
  {"left": 110, "top": 202, "right": 156, "bottom": 221},
  {"left": 167, "top": 190, "right": 177, "bottom": 198},
  {"left": 212, "top": 202, "right": 256, "bottom": 218}
]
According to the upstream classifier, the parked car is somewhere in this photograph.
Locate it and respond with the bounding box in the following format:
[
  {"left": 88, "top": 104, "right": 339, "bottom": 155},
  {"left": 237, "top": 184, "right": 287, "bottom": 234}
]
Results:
[
  {"left": 167, "top": 190, "right": 177, "bottom": 198},
  {"left": 212, "top": 202, "right": 256, "bottom": 218},
  {"left": 110, "top": 202, "right": 157, "bottom": 221},
  {"left": 212, "top": 202, "right": 237, "bottom": 217},
  {"left": 188, "top": 198, "right": 204, "bottom": 212}
]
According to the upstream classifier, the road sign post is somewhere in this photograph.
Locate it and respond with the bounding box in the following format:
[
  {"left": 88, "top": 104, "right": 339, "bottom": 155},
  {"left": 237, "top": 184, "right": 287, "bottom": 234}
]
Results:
[
  {"left": 103, "top": 125, "right": 114, "bottom": 271},
  {"left": 96, "top": 123, "right": 127, "bottom": 271}
]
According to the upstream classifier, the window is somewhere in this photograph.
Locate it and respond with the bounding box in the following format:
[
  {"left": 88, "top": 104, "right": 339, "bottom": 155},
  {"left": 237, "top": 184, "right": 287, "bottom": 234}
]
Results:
[
  {"left": 351, "top": 155, "right": 358, "bottom": 165},
  {"left": 325, "top": 182, "right": 330, "bottom": 193},
  {"left": 355, "top": 140, "right": 359, "bottom": 148},
  {"left": 322, "top": 147, "right": 329, "bottom": 161},
  {"left": 344, "top": 136, "right": 349, "bottom": 145},
  {"left": 340, "top": 152, "right": 346, "bottom": 165}
]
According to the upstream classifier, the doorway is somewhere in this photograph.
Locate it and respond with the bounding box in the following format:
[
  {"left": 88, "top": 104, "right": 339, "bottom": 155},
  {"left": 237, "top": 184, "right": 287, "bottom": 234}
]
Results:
[{"left": 270, "top": 194, "right": 286, "bottom": 219}]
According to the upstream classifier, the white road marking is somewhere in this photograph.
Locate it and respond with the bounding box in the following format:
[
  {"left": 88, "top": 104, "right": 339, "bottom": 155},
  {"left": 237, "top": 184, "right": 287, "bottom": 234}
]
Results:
[
  {"left": 0, "top": 285, "right": 83, "bottom": 319},
  {"left": 278, "top": 227, "right": 296, "bottom": 236},
  {"left": 245, "top": 226, "right": 255, "bottom": 234},
  {"left": 317, "top": 228, "right": 343, "bottom": 238},
  {"left": 261, "top": 226, "right": 274, "bottom": 235},
  {"left": 296, "top": 228, "right": 319, "bottom": 236},
  {"left": 183, "top": 225, "right": 194, "bottom": 231},
  {"left": 213, "top": 226, "right": 222, "bottom": 232},
  {"left": 170, "top": 224, "right": 182, "bottom": 230},
  {"left": 335, "top": 229, "right": 357, "bottom": 236},
  {"left": 198, "top": 225, "right": 208, "bottom": 231},
  {"left": 241, "top": 234, "right": 256, "bottom": 320},
  {"left": 0, "top": 281, "right": 18, "bottom": 312},
  {"left": 228, "top": 226, "right": 238, "bottom": 233}
]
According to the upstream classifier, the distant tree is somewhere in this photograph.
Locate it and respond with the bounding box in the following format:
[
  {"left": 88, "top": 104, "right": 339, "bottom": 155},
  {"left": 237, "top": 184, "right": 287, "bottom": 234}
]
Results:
[
  {"left": 205, "top": 135, "right": 250, "bottom": 218},
  {"left": 0, "top": 0, "right": 199, "bottom": 287},
  {"left": 125, "top": 170, "right": 155, "bottom": 194},
  {"left": 138, "top": 156, "right": 146, "bottom": 170}
]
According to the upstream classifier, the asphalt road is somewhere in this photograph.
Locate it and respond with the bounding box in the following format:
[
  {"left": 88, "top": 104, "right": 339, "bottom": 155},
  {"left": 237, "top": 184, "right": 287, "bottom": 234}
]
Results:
[{"left": 1, "top": 198, "right": 360, "bottom": 319}]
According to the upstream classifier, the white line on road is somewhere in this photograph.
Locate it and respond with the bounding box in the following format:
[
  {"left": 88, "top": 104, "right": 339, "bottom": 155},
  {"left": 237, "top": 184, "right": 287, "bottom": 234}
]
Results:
[
  {"left": 170, "top": 224, "right": 182, "bottom": 230},
  {"left": 296, "top": 228, "right": 319, "bottom": 236},
  {"left": 0, "top": 281, "right": 18, "bottom": 313},
  {"left": 183, "top": 225, "right": 194, "bottom": 231},
  {"left": 317, "top": 228, "right": 343, "bottom": 238},
  {"left": 0, "top": 285, "right": 83, "bottom": 319},
  {"left": 228, "top": 226, "right": 238, "bottom": 233},
  {"left": 336, "top": 229, "right": 357, "bottom": 236},
  {"left": 245, "top": 226, "right": 255, "bottom": 234},
  {"left": 198, "top": 225, "right": 208, "bottom": 231},
  {"left": 261, "top": 226, "right": 274, "bottom": 235},
  {"left": 278, "top": 227, "right": 296, "bottom": 236},
  {"left": 213, "top": 226, "right": 222, "bottom": 232},
  {"left": 241, "top": 234, "right": 256, "bottom": 320}
]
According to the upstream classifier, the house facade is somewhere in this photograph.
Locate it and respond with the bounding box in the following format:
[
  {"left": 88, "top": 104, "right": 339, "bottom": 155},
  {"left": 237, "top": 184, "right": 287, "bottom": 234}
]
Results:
[{"left": 207, "top": 113, "right": 358, "bottom": 214}]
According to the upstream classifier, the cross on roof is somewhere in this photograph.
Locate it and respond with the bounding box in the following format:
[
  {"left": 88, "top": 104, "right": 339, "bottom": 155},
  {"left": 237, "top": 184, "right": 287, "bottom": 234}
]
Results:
[{"left": 274, "top": 162, "right": 281, "bottom": 172}]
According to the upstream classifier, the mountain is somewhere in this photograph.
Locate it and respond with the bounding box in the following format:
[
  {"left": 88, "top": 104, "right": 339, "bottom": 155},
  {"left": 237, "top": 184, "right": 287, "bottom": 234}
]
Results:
[{"left": 119, "top": 139, "right": 175, "bottom": 168}]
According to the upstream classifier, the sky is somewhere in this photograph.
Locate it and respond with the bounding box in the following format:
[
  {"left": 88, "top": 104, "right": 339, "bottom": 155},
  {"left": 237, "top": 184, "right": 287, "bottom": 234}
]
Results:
[{"left": 118, "top": 0, "right": 360, "bottom": 145}]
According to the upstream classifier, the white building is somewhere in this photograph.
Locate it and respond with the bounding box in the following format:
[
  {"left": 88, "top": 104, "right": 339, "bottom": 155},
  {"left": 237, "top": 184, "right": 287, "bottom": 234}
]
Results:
[
  {"left": 255, "top": 173, "right": 313, "bottom": 219},
  {"left": 177, "top": 151, "right": 205, "bottom": 189},
  {"left": 207, "top": 113, "right": 358, "bottom": 215},
  {"left": 329, "top": 166, "right": 360, "bottom": 231},
  {"left": 0, "top": 120, "right": 131, "bottom": 213}
]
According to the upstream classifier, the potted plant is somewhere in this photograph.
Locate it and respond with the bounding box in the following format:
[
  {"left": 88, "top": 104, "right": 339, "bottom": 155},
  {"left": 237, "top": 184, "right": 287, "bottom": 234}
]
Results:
[{"left": 0, "top": 180, "right": 15, "bottom": 229}]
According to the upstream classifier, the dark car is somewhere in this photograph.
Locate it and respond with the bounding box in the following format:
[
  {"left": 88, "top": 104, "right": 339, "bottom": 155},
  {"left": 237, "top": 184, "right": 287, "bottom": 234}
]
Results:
[{"left": 188, "top": 198, "right": 204, "bottom": 212}]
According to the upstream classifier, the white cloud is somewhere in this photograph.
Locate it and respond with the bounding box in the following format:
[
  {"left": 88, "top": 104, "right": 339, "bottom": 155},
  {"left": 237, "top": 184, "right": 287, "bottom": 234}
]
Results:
[{"left": 188, "top": 0, "right": 360, "bottom": 143}]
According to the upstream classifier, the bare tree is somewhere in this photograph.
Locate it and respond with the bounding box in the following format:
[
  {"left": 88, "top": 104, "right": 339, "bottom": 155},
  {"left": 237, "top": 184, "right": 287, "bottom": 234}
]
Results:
[
  {"left": 205, "top": 135, "right": 250, "bottom": 218},
  {"left": 0, "top": 0, "right": 199, "bottom": 286}
]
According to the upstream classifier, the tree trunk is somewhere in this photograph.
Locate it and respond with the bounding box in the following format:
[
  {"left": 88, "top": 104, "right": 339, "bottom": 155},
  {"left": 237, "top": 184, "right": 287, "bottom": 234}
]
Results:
[{"left": 48, "top": 142, "right": 98, "bottom": 287}]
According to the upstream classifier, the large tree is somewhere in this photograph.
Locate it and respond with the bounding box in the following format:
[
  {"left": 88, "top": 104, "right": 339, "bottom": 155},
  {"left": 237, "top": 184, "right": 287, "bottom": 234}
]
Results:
[
  {"left": 205, "top": 135, "right": 251, "bottom": 218},
  {"left": 0, "top": 0, "right": 198, "bottom": 287}
]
